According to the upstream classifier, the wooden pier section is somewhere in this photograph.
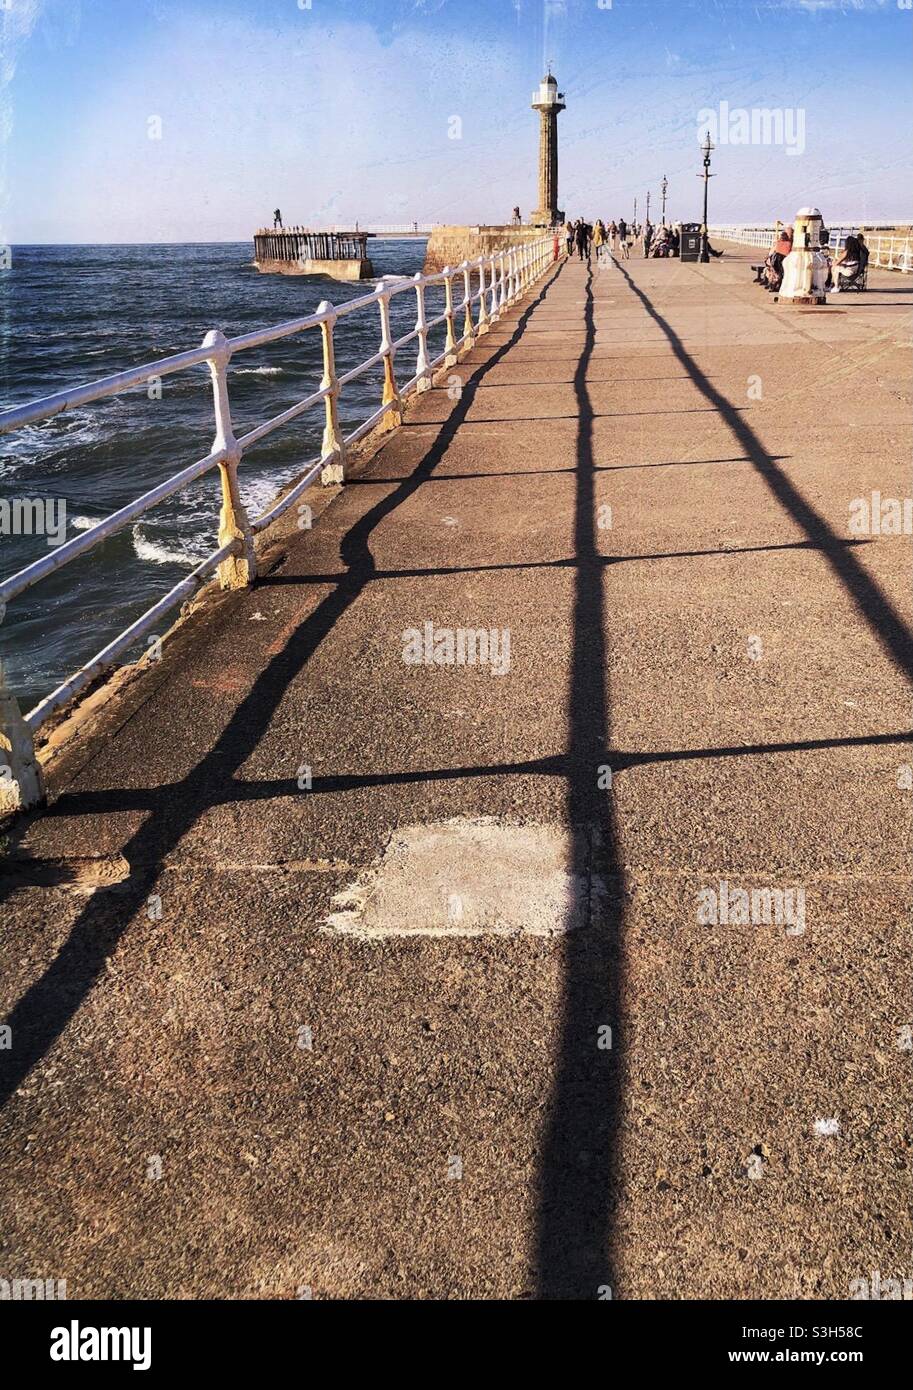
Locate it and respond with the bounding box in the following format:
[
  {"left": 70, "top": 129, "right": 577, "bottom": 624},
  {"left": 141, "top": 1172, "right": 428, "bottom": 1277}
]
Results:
[{"left": 253, "top": 227, "right": 373, "bottom": 280}]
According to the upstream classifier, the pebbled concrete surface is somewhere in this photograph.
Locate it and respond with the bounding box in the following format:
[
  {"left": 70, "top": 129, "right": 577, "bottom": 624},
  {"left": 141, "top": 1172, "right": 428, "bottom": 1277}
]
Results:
[{"left": 1, "top": 247, "right": 911, "bottom": 1300}]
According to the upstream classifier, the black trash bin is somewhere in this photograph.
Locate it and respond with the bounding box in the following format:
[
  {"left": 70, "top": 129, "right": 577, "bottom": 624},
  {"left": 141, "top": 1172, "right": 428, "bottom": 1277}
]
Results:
[{"left": 680, "top": 223, "right": 702, "bottom": 262}]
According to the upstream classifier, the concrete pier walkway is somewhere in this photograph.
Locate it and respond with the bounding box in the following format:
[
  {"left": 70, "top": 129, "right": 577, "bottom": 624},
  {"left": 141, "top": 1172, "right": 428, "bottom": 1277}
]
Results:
[{"left": 2, "top": 247, "right": 911, "bottom": 1299}]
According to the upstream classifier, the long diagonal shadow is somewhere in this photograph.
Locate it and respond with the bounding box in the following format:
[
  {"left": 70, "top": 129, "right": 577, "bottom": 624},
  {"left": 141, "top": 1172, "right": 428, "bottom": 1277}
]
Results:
[
  {"left": 536, "top": 264, "right": 623, "bottom": 1298},
  {"left": 612, "top": 259, "right": 913, "bottom": 682},
  {"left": 24, "top": 725, "right": 909, "bottom": 827},
  {"left": 257, "top": 537, "right": 871, "bottom": 586},
  {"left": 0, "top": 268, "right": 563, "bottom": 1109}
]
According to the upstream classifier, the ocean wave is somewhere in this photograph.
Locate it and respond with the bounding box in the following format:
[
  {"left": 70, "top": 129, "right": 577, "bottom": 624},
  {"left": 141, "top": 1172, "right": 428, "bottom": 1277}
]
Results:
[
  {"left": 132, "top": 524, "right": 212, "bottom": 567},
  {"left": 234, "top": 366, "right": 285, "bottom": 377},
  {"left": 240, "top": 477, "right": 282, "bottom": 518},
  {"left": 3, "top": 414, "right": 99, "bottom": 443},
  {"left": 71, "top": 514, "right": 105, "bottom": 531}
]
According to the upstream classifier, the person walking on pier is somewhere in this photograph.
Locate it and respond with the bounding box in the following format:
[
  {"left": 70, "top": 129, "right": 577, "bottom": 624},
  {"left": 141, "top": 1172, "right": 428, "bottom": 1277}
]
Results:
[
  {"left": 593, "top": 218, "right": 607, "bottom": 263},
  {"left": 273, "top": 208, "right": 283, "bottom": 229},
  {"left": 617, "top": 218, "right": 630, "bottom": 260},
  {"left": 565, "top": 220, "right": 576, "bottom": 257},
  {"left": 575, "top": 218, "right": 591, "bottom": 262}
]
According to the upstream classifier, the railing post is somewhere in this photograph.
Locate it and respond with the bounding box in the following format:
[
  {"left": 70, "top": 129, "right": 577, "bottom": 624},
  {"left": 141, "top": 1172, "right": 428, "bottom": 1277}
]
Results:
[
  {"left": 461, "top": 260, "right": 475, "bottom": 349},
  {"left": 0, "top": 656, "right": 44, "bottom": 814},
  {"left": 508, "top": 248, "right": 517, "bottom": 302},
  {"left": 498, "top": 251, "right": 508, "bottom": 313},
  {"left": 477, "top": 260, "right": 490, "bottom": 335},
  {"left": 413, "top": 273, "right": 431, "bottom": 392},
  {"left": 485, "top": 257, "right": 497, "bottom": 324},
  {"left": 316, "top": 301, "right": 345, "bottom": 483},
  {"left": 377, "top": 290, "right": 402, "bottom": 431},
  {"left": 442, "top": 266, "right": 458, "bottom": 366},
  {"left": 203, "top": 329, "right": 256, "bottom": 588},
  {"left": 489, "top": 255, "right": 501, "bottom": 321}
]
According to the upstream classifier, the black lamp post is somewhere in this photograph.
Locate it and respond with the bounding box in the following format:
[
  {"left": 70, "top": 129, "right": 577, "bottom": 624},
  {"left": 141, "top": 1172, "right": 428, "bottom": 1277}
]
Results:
[
  {"left": 661, "top": 174, "right": 668, "bottom": 225},
  {"left": 698, "top": 133, "right": 714, "bottom": 262},
  {"left": 646, "top": 190, "right": 651, "bottom": 224}
]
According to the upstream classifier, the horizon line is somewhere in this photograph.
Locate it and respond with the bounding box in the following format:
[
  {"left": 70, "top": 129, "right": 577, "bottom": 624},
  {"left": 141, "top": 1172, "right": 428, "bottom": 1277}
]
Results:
[{"left": 7, "top": 218, "right": 913, "bottom": 248}]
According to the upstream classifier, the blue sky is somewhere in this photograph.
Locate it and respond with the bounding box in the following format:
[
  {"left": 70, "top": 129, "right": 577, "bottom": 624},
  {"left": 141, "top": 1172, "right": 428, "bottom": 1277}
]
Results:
[{"left": 1, "top": 0, "right": 910, "bottom": 242}]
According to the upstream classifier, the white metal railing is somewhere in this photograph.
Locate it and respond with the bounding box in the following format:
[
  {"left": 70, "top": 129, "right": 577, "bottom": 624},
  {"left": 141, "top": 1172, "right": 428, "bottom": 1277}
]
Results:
[
  {"left": 0, "top": 235, "right": 558, "bottom": 812},
  {"left": 324, "top": 223, "right": 438, "bottom": 235},
  {"left": 710, "top": 224, "right": 913, "bottom": 272}
]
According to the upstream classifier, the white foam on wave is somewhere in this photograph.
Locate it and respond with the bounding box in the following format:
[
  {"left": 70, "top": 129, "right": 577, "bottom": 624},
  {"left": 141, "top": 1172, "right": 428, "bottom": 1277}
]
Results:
[
  {"left": 71, "top": 514, "right": 104, "bottom": 531},
  {"left": 234, "top": 366, "right": 284, "bottom": 377},
  {"left": 241, "top": 477, "right": 282, "bottom": 519},
  {"left": 132, "top": 524, "right": 211, "bottom": 567},
  {"left": 2, "top": 415, "right": 103, "bottom": 455}
]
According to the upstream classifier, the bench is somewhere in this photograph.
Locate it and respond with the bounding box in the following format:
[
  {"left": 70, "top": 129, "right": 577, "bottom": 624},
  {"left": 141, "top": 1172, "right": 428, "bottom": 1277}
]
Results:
[{"left": 835, "top": 265, "right": 868, "bottom": 292}]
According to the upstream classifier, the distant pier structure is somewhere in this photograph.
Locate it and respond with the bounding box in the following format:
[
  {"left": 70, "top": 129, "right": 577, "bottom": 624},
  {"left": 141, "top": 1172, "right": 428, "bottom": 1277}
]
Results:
[{"left": 253, "top": 227, "right": 374, "bottom": 280}]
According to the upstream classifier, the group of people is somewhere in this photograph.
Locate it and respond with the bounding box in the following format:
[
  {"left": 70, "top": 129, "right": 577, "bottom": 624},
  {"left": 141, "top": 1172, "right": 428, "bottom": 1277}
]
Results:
[
  {"left": 757, "top": 223, "right": 868, "bottom": 293},
  {"left": 565, "top": 218, "right": 603, "bottom": 260},
  {"left": 564, "top": 216, "right": 682, "bottom": 263},
  {"left": 644, "top": 222, "right": 682, "bottom": 258}
]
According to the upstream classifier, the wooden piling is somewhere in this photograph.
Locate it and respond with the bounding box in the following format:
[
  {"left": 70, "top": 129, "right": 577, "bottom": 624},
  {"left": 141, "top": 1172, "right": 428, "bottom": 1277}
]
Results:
[{"left": 252, "top": 227, "right": 373, "bottom": 278}]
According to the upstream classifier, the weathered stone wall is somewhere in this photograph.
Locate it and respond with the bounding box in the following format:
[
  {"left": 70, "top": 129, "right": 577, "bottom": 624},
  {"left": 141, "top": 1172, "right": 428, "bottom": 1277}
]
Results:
[
  {"left": 254, "top": 257, "right": 373, "bottom": 281},
  {"left": 423, "top": 225, "right": 553, "bottom": 274}
]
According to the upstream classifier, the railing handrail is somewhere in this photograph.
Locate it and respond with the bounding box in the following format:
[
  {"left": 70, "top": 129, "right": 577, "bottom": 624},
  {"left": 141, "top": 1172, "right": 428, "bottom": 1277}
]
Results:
[
  {"left": 0, "top": 255, "right": 497, "bottom": 439},
  {"left": 0, "top": 234, "right": 559, "bottom": 813},
  {"left": 709, "top": 223, "right": 913, "bottom": 271}
]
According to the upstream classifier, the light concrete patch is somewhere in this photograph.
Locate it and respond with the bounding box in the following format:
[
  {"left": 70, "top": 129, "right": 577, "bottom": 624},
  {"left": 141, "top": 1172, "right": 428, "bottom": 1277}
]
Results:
[{"left": 324, "top": 818, "right": 593, "bottom": 937}]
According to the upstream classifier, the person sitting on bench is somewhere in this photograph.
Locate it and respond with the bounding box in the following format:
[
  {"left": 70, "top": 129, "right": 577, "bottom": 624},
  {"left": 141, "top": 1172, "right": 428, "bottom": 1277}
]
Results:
[
  {"left": 828, "top": 234, "right": 866, "bottom": 292},
  {"left": 763, "top": 226, "right": 793, "bottom": 291},
  {"left": 650, "top": 224, "right": 672, "bottom": 257}
]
